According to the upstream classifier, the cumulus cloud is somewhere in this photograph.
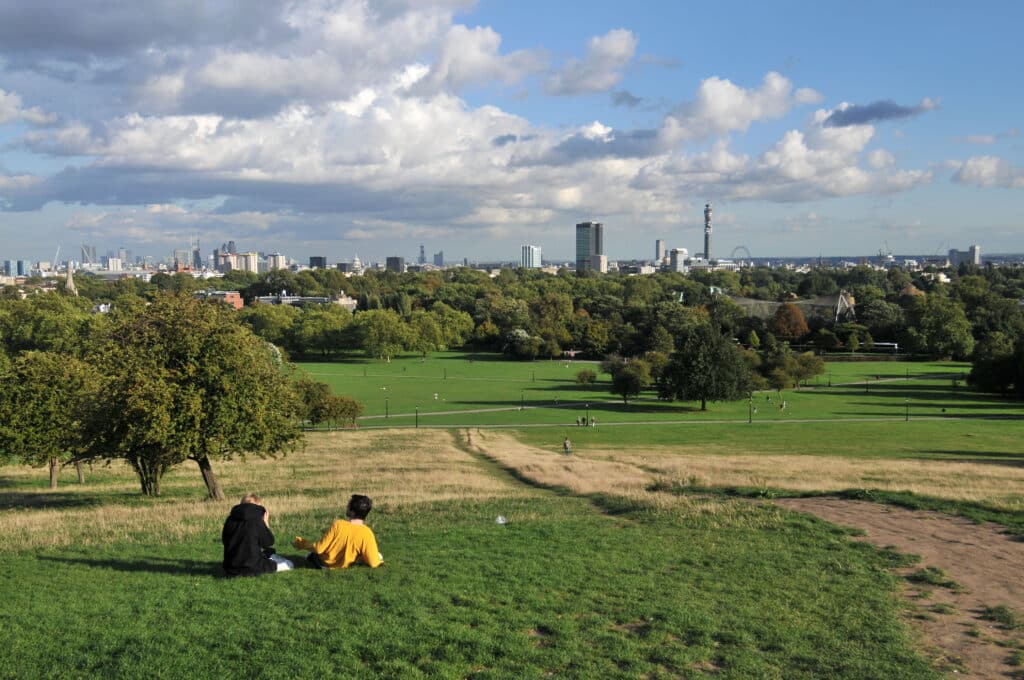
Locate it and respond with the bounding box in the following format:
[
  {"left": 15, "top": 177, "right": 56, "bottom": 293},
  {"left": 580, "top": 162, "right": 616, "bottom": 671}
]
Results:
[
  {"left": 545, "top": 29, "right": 637, "bottom": 95},
  {"left": 663, "top": 72, "right": 820, "bottom": 142},
  {"left": 824, "top": 97, "right": 937, "bottom": 127},
  {"left": 952, "top": 156, "right": 1024, "bottom": 188},
  {"left": 0, "top": 88, "right": 57, "bottom": 125}
]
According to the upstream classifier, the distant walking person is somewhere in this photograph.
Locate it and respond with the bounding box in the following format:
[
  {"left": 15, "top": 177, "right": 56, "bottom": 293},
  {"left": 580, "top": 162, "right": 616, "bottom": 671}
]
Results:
[
  {"left": 292, "top": 494, "right": 383, "bottom": 570},
  {"left": 222, "top": 493, "right": 294, "bottom": 577},
  {"left": 563, "top": 438, "right": 572, "bottom": 456}
]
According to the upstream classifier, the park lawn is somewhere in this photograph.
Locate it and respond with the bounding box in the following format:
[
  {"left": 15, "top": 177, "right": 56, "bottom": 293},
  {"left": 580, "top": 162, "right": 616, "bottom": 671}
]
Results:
[
  {"left": 298, "top": 354, "right": 1012, "bottom": 428},
  {"left": 0, "top": 431, "right": 937, "bottom": 679}
]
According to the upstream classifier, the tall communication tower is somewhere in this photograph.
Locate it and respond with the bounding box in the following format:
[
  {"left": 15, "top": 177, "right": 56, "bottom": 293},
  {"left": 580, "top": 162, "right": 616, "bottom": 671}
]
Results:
[{"left": 703, "top": 202, "right": 713, "bottom": 261}]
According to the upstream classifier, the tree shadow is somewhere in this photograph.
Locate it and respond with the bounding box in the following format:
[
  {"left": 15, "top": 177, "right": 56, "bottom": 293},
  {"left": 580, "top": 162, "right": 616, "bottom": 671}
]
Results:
[
  {"left": 37, "top": 554, "right": 222, "bottom": 577},
  {"left": 919, "top": 450, "right": 1024, "bottom": 467},
  {"left": 0, "top": 491, "right": 104, "bottom": 510}
]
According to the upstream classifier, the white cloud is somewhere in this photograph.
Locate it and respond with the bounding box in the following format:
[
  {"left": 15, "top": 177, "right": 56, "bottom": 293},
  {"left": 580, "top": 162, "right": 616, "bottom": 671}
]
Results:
[
  {"left": 0, "top": 88, "right": 57, "bottom": 126},
  {"left": 663, "top": 72, "right": 820, "bottom": 142},
  {"left": 953, "top": 156, "right": 1024, "bottom": 188},
  {"left": 867, "top": 149, "right": 895, "bottom": 169},
  {"left": 545, "top": 29, "right": 637, "bottom": 95},
  {"left": 418, "top": 24, "right": 547, "bottom": 93}
]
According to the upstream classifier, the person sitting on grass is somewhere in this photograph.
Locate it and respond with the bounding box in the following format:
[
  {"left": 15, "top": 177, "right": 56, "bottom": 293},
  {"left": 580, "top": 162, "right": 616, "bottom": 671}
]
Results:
[
  {"left": 222, "top": 493, "right": 294, "bottom": 577},
  {"left": 292, "top": 494, "right": 384, "bottom": 569}
]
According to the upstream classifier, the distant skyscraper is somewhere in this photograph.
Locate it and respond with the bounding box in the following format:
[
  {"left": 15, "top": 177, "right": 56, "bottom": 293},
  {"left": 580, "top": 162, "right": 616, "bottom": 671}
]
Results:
[
  {"left": 655, "top": 239, "right": 666, "bottom": 263},
  {"left": 267, "top": 252, "right": 286, "bottom": 270},
  {"left": 17, "top": 260, "right": 27, "bottom": 276},
  {"left": 238, "top": 252, "right": 260, "bottom": 273},
  {"left": 433, "top": 251, "right": 444, "bottom": 267},
  {"left": 703, "top": 203, "right": 713, "bottom": 260},
  {"left": 575, "top": 221, "right": 604, "bottom": 272},
  {"left": 227, "top": 240, "right": 237, "bottom": 254},
  {"left": 669, "top": 248, "right": 689, "bottom": 273},
  {"left": 3, "top": 260, "right": 12, "bottom": 276},
  {"left": 418, "top": 245, "right": 426, "bottom": 265},
  {"left": 173, "top": 249, "right": 190, "bottom": 269},
  {"left": 309, "top": 256, "right": 327, "bottom": 269},
  {"left": 191, "top": 236, "right": 202, "bottom": 270},
  {"left": 385, "top": 256, "right": 405, "bottom": 273},
  {"left": 521, "top": 244, "right": 542, "bottom": 268},
  {"left": 969, "top": 244, "right": 981, "bottom": 265}
]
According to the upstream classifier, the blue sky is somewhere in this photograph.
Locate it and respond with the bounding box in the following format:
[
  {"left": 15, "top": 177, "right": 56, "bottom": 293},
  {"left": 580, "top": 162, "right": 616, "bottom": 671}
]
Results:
[{"left": 0, "top": 0, "right": 1021, "bottom": 265}]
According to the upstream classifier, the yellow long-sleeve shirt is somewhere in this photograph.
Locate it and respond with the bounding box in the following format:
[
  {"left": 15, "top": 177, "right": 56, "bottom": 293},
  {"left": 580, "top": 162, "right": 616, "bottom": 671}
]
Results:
[{"left": 295, "top": 520, "right": 383, "bottom": 569}]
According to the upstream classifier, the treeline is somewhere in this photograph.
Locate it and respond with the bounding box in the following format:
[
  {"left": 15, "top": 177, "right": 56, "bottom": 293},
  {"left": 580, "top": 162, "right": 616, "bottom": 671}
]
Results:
[{"left": 7, "top": 260, "right": 1024, "bottom": 396}]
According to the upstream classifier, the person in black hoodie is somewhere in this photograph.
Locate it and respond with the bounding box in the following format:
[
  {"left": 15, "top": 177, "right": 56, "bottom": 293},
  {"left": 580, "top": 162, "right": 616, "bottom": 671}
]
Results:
[{"left": 222, "top": 493, "right": 294, "bottom": 577}]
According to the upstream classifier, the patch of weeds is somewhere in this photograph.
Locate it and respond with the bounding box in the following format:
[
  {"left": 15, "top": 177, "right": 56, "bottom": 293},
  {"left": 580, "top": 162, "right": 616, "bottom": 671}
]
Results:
[
  {"left": 982, "top": 605, "right": 1023, "bottom": 630},
  {"left": 1007, "top": 649, "right": 1024, "bottom": 666},
  {"left": 907, "top": 566, "right": 967, "bottom": 593},
  {"left": 929, "top": 603, "right": 957, "bottom": 615},
  {"left": 876, "top": 546, "right": 919, "bottom": 568}
]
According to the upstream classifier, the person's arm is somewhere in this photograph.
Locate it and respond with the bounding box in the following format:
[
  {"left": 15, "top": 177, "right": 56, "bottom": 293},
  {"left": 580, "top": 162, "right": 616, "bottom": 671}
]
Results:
[
  {"left": 361, "top": 530, "right": 383, "bottom": 568},
  {"left": 293, "top": 522, "right": 337, "bottom": 553}
]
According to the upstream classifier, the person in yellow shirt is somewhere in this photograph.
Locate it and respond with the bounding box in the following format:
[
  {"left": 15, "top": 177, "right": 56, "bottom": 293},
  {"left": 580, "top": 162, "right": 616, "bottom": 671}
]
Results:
[{"left": 292, "top": 494, "right": 384, "bottom": 569}]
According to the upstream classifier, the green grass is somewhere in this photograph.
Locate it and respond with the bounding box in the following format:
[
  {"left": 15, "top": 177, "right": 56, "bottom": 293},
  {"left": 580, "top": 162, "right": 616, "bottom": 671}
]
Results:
[
  {"left": 297, "top": 353, "right": 1020, "bottom": 429},
  {"left": 906, "top": 567, "right": 966, "bottom": 593},
  {"left": 0, "top": 494, "right": 938, "bottom": 679},
  {"left": 982, "top": 605, "right": 1023, "bottom": 630}
]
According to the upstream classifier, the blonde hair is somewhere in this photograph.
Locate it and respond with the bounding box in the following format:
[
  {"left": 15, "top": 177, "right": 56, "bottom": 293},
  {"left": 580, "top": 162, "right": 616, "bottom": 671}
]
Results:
[{"left": 240, "top": 493, "right": 262, "bottom": 505}]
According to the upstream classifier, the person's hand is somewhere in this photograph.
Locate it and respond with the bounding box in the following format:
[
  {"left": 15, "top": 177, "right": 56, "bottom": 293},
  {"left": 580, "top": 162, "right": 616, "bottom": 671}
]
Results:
[
  {"left": 291, "top": 536, "right": 303, "bottom": 549},
  {"left": 264, "top": 510, "right": 270, "bottom": 527}
]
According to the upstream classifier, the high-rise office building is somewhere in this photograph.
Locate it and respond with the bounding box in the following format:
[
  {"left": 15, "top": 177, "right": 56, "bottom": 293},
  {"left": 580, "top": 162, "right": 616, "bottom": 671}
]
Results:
[
  {"left": 418, "top": 245, "right": 426, "bottom": 265},
  {"left": 521, "top": 245, "right": 542, "bottom": 268},
  {"left": 386, "top": 256, "right": 405, "bottom": 273},
  {"left": 575, "top": 221, "right": 604, "bottom": 272},
  {"left": 655, "top": 239, "right": 666, "bottom": 263},
  {"left": 433, "top": 251, "right": 444, "bottom": 267},
  {"left": 309, "top": 256, "right": 327, "bottom": 269},
  {"left": 17, "top": 260, "right": 28, "bottom": 276},
  {"left": 3, "top": 260, "right": 12, "bottom": 276}
]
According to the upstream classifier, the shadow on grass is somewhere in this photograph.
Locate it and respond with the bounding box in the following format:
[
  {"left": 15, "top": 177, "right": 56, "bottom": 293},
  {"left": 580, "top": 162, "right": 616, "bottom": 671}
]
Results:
[
  {"left": 445, "top": 399, "right": 695, "bottom": 415},
  {"left": 38, "top": 555, "right": 222, "bottom": 577},
  {"left": 0, "top": 492, "right": 105, "bottom": 510}
]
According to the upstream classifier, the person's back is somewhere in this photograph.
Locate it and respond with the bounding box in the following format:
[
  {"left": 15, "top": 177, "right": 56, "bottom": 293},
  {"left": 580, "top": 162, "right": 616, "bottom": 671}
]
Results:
[
  {"left": 293, "top": 494, "right": 383, "bottom": 569},
  {"left": 222, "top": 498, "right": 277, "bottom": 577}
]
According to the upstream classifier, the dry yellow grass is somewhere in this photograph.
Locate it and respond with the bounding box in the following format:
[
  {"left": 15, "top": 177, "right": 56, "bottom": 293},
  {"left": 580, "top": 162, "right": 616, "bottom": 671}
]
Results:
[
  {"left": 0, "top": 429, "right": 528, "bottom": 551},
  {"left": 605, "top": 449, "right": 1024, "bottom": 511},
  {"left": 462, "top": 429, "right": 785, "bottom": 529},
  {"left": 462, "top": 428, "right": 1024, "bottom": 516}
]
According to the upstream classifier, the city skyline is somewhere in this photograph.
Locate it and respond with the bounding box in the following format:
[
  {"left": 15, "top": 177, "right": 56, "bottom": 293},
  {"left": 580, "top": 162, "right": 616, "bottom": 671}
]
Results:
[{"left": 0, "top": 2, "right": 1022, "bottom": 264}]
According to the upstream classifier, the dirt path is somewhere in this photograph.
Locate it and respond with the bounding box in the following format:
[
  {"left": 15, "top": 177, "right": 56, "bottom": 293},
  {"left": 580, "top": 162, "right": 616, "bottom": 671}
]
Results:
[{"left": 776, "top": 498, "right": 1024, "bottom": 678}]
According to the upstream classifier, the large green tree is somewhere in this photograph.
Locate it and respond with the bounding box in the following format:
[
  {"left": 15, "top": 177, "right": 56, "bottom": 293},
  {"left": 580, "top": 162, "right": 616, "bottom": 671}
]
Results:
[
  {"left": 86, "top": 294, "right": 303, "bottom": 498},
  {"left": 658, "top": 324, "right": 751, "bottom": 410},
  {"left": 0, "top": 352, "right": 98, "bottom": 489}
]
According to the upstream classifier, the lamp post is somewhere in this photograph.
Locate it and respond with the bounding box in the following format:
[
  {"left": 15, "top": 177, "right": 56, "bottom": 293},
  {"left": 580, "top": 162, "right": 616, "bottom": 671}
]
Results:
[
  {"left": 748, "top": 393, "right": 753, "bottom": 424},
  {"left": 828, "top": 371, "right": 832, "bottom": 387},
  {"left": 415, "top": 404, "right": 419, "bottom": 428},
  {"left": 385, "top": 397, "right": 389, "bottom": 419}
]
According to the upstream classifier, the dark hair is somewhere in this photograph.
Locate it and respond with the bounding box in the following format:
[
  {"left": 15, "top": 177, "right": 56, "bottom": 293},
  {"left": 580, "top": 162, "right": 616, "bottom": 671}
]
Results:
[{"left": 346, "top": 494, "right": 373, "bottom": 520}]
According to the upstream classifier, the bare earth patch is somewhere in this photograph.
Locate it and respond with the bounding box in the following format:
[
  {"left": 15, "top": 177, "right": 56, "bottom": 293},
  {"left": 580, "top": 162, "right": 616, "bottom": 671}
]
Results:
[{"left": 777, "top": 498, "right": 1024, "bottom": 678}]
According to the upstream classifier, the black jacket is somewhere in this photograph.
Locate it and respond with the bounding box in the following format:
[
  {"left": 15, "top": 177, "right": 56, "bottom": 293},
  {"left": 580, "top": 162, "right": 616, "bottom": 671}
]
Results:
[{"left": 222, "top": 502, "right": 277, "bottom": 577}]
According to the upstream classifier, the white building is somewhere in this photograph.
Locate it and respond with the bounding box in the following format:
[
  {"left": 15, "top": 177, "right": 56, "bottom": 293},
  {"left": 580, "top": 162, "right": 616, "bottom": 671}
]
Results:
[
  {"left": 266, "top": 252, "right": 287, "bottom": 270},
  {"left": 521, "top": 244, "right": 542, "bottom": 268}
]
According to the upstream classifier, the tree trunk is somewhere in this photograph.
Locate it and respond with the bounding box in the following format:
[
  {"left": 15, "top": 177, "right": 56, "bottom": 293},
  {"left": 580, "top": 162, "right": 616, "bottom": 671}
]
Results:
[
  {"left": 75, "top": 461, "right": 85, "bottom": 484},
  {"left": 700, "top": 398, "right": 707, "bottom": 411},
  {"left": 48, "top": 457, "right": 58, "bottom": 489},
  {"left": 195, "top": 455, "right": 225, "bottom": 501}
]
